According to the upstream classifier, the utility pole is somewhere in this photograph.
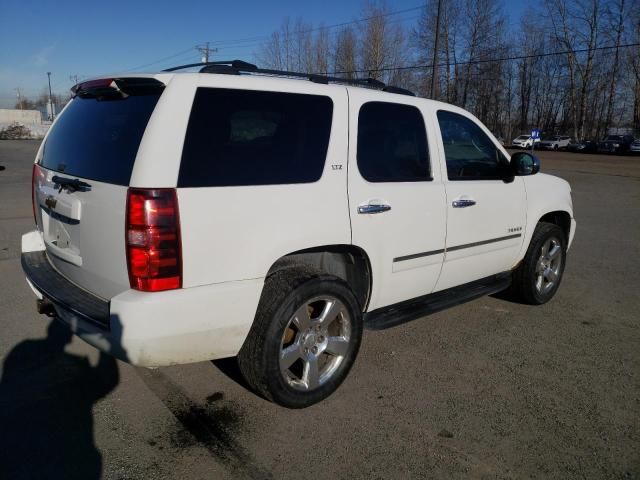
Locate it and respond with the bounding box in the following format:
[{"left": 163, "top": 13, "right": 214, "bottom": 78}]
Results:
[
  {"left": 197, "top": 42, "right": 218, "bottom": 63},
  {"left": 47, "top": 72, "right": 54, "bottom": 121},
  {"left": 15, "top": 88, "right": 23, "bottom": 109},
  {"left": 430, "top": 0, "right": 443, "bottom": 100}
]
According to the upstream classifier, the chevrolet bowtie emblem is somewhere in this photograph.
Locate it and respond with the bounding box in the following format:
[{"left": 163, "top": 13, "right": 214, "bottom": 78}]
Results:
[{"left": 45, "top": 196, "right": 57, "bottom": 209}]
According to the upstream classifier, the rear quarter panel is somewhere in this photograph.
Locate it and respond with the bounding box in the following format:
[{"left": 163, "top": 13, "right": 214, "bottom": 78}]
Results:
[{"left": 169, "top": 76, "right": 351, "bottom": 287}]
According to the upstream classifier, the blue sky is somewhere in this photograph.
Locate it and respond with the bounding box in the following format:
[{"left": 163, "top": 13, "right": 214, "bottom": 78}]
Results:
[{"left": 0, "top": 0, "right": 526, "bottom": 107}]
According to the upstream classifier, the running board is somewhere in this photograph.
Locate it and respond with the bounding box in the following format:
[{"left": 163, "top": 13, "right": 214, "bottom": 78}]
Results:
[{"left": 364, "top": 272, "right": 512, "bottom": 331}]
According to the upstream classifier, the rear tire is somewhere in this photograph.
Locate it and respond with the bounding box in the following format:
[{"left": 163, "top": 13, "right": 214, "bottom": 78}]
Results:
[
  {"left": 238, "top": 267, "right": 362, "bottom": 408},
  {"left": 511, "top": 222, "right": 567, "bottom": 305}
]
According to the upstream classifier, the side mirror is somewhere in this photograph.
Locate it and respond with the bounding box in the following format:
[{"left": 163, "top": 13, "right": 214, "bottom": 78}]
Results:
[{"left": 510, "top": 152, "right": 540, "bottom": 176}]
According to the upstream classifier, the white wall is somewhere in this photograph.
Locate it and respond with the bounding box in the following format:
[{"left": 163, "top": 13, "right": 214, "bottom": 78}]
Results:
[{"left": 0, "top": 109, "right": 42, "bottom": 125}]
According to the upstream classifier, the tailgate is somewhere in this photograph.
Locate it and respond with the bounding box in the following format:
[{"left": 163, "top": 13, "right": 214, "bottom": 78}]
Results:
[
  {"left": 33, "top": 78, "right": 163, "bottom": 299},
  {"left": 34, "top": 170, "right": 129, "bottom": 299}
]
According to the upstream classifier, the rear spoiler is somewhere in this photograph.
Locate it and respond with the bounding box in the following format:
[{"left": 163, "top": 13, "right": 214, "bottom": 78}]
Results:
[{"left": 71, "top": 77, "right": 164, "bottom": 99}]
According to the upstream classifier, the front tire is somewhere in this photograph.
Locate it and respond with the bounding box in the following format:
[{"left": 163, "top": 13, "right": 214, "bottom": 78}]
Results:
[
  {"left": 238, "top": 267, "right": 363, "bottom": 408},
  {"left": 511, "top": 222, "right": 567, "bottom": 305}
]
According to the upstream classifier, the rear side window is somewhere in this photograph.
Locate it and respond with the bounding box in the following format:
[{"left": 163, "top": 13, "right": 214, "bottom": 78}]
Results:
[
  {"left": 40, "top": 94, "right": 160, "bottom": 185},
  {"left": 437, "top": 110, "right": 507, "bottom": 180},
  {"left": 178, "top": 88, "right": 333, "bottom": 187},
  {"left": 357, "top": 102, "right": 430, "bottom": 182}
]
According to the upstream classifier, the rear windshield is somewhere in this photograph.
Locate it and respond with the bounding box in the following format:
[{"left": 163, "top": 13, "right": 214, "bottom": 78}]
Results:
[{"left": 39, "top": 93, "right": 161, "bottom": 185}]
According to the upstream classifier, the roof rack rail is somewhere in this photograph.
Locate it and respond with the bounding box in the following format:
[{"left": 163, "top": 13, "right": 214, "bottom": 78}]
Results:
[
  {"left": 382, "top": 85, "right": 415, "bottom": 97},
  {"left": 161, "top": 59, "right": 415, "bottom": 96},
  {"left": 163, "top": 60, "right": 258, "bottom": 72}
]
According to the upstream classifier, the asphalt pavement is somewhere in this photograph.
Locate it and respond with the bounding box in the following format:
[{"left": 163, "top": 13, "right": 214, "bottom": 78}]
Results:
[{"left": 0, "top": 140, "right": 638, "bottom": 479}]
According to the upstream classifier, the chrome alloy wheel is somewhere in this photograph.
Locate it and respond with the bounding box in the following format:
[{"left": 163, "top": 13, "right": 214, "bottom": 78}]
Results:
[
  {"left": 535, "top": 237, "right": 563, "bottom": 294},
  {"left": 279, "top": 296, "right": 351, "bottom": 391}
]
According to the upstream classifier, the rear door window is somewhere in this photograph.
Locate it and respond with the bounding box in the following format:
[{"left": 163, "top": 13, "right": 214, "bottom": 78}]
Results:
[
  {"left": 178, "top": 88, "right": 333, "bottom": 187},
  {"left": 40, "top": 93, "right": 161, "bottom": 186},
  {"left": 356, "top": 101, "right": 430, "bottom": 182}
]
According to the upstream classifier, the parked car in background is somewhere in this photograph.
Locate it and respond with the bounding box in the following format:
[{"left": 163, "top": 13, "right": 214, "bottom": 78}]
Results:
[
  {"left": 512, "top": 135, "right": 540, "bottom": 149},
  {"left": 537, "top": 136, "right": 572, "bottom": 151},
  {"left": 597, "top": 135, "right": 635, "bottom": 154},
  {"left": 630, "top": 139, "right": 640, "bottom": 155},
  {"left": 567, "top": 140, "right": 598, "bottom": 153}
]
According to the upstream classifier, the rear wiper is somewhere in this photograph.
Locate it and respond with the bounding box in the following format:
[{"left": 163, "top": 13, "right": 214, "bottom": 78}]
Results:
[{"left": 52, "top": 175, "right": 92, "bottom": 193}]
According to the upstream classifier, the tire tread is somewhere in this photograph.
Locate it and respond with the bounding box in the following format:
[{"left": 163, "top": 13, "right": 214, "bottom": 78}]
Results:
[
  {"left": 511, "top": 222, "right": 566, "bottom": 305},
  {"left": 237, "top": 266, "right": 362, "bottom": 408}
]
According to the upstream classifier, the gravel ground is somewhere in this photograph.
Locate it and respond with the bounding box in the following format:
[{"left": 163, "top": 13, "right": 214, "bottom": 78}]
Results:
[{"left": 0, "top": 141, "right": 638, "bottom": 479}]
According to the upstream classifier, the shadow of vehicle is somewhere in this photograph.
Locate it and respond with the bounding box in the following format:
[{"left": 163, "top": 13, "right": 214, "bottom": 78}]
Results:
[
  {"left": 211, "top": 357, "right": 253, "bottom": 392},
  {"left": 0, "top": 319, "right": 120, "bottom": 480}
]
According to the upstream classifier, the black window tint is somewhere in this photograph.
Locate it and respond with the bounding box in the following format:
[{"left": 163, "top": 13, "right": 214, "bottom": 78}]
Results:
[
  {"left": 357, "top": 102, "right": 430, "bottom": 182},
  {"left": 437, "top": 110, "right": 507, "bottom": 180},
  {"left": 40, "top": 94, "right": 160, "bottom": 185},
  {"left": 178, "top": 88, "right": 333, "bottom": 187}
]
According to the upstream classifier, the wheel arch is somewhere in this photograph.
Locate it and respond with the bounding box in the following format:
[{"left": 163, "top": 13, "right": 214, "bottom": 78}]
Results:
[
  {"left": 266, "top": 244, "right": 373, "bottom": 312},
  {"left": 538, "top": 210, "right": 571, "bottom": 244}
]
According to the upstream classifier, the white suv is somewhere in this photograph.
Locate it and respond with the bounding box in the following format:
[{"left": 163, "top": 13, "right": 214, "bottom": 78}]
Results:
[
  {"left": 537, "top": 136, "right": 572, "bottom": 150},
  {"left": 511, "top": 135, "right": 540, "bottom": 149},
  {"left": 22, "top": 60, "right": 576, "bottom": 408}
]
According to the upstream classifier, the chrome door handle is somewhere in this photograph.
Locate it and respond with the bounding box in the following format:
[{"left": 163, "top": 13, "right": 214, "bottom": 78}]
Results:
[
  {"left": 452, "top": 199, "right": 476, "bottom": 208},
  {"left": 358, "top": 203, "right": 391, "bottom": 214}
]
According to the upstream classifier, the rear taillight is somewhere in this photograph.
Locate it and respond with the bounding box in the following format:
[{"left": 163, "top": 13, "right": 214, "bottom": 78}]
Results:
[
  {"left": 31, "top": 164, "right": 37, "bottom": 224},
  {"left": 31, "top": 164, "right": 43, "bottom": 225},
  {"left": 126, "top": 188, "right": 182, "bottom": 292}
]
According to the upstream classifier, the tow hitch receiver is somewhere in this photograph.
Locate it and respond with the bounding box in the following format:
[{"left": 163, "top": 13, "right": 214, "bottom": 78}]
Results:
[{"left": 36, "top": 298, "right": 55, "bottom": 316}]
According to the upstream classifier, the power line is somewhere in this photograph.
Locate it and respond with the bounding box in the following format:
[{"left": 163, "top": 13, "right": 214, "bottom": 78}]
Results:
[
  {"left": 117, "top": 4, "right": 425, "bottom": 73},
  {"left": 124, "top": 46, "right": 199, "bottom": 72},
  {"left": 210, "top": 13, "right": 422, "bottom": 53},
  {"left": 325, "top": 42, "right": 640, "bottom": 76},
  {"left": 202, "top": 4, "right": 425, "bottom": 48}
]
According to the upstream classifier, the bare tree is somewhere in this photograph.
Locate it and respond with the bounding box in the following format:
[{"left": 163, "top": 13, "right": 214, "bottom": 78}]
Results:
[
  {"left": 334, "top": 26, "right": 358, "bottom": 79},
  {"left": 14, "top": 98, "right": 37, "bottom": 110},
  {"left": 546, "top": 0, "right": 604, "bottom": 139},
  {"left": 455, "top": 0, "right": 507, "bottom": 111},
  {"left": 413, "top": 0, "right": 461, "bottom": 100},
  {"left": 293, "top": 18, "right": 314, "bottom": 72},
  {"left": 358, "top": 0, "right": 391, "bottom": 80},
  {"left": 256, "top": 0, "right": 638, "bottom": 137},
  {"left": 626, "top": 1, "right": 640, "bottom": 131},
  {"left": 314, "top": 25, "right": 331, "bottom": 74},
  {"left": 257, "top": 17, "right": 294, "bottom": 70},
  {"left": 386, "top": 22, "right": 412, "bottom": 88},
  {"left": 603, "top": 0, "right": 626, "bottom": 132}
]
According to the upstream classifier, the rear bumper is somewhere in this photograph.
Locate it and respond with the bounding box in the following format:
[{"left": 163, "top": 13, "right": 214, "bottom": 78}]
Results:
[
  {"left": 21, "top": 231, "right": 262, "bottom": 367},
  {"left": 22, "top": 250, "right": 111, "bottom": 329}
]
